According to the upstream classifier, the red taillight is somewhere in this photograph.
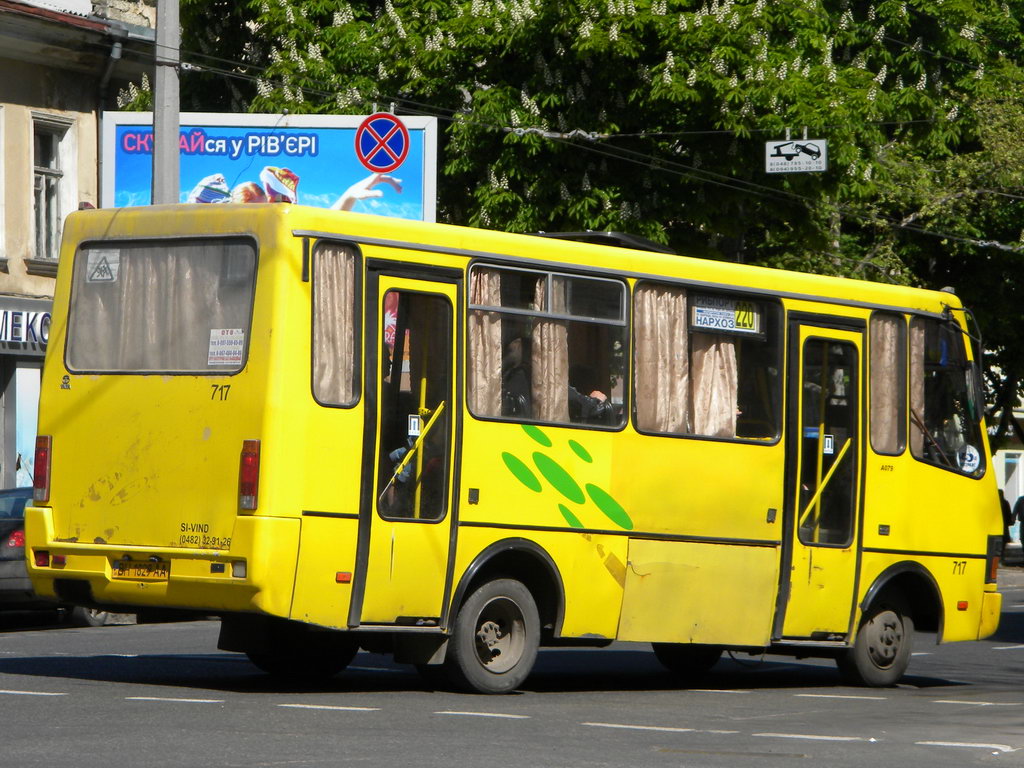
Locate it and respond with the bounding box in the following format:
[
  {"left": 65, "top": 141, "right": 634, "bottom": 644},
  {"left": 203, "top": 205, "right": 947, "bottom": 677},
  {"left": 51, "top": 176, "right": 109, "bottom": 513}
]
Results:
[
  {"left": 6, "top": 530, "right": 24, "bottom": 548},
  {"left": 33, "top": 435, "right": 52, "bottom": 503},
  {"left": 239, "top": 440, "right": 260, "bottom": 510},
  {"left": 34, "top": 551, "right": 50, "bottom": 567}
]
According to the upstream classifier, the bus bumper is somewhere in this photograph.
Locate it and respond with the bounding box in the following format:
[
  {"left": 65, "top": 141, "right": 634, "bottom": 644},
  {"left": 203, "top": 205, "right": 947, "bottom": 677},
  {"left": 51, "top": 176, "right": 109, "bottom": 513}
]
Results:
[
  {"left": 978, "top": 588, "right": 1002, "bottom": 640},
  {"left": 23, "top": 505, "right": 299, "bottom": 618}
]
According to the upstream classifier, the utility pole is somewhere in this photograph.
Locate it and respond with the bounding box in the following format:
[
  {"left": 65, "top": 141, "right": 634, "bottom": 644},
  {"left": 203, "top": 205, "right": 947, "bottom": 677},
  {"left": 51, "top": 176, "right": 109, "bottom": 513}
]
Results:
[{"left": 152, "top": 0, "right": 180, "bottom": 204}]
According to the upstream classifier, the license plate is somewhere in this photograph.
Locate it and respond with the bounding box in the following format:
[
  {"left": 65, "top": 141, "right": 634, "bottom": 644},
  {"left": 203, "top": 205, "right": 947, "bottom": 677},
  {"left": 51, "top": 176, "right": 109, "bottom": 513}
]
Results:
[{"left": 111, "top": 559, "right": 170, "bottom": 581}]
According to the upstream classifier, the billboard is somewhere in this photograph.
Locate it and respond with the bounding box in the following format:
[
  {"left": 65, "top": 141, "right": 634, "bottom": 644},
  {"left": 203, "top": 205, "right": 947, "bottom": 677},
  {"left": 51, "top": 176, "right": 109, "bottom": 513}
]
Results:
[{"left": 101, "top": 112, "right": 437, "bottom": 221}]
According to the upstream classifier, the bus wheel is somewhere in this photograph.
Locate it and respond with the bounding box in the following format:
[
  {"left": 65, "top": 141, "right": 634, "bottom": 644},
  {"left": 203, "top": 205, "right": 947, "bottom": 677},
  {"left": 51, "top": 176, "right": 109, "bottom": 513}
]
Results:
[
  {"left": 837, "top": 604, "right": 913, "bottom": 687},
  {"left": 445, "top": 578, "right": 540, "bottom": 694},
  {"left": 652, "top": 643, "right": 722, "bottom": 682},
  {"left": 246, "top": 623, "right": 359, "bottom": 681}
]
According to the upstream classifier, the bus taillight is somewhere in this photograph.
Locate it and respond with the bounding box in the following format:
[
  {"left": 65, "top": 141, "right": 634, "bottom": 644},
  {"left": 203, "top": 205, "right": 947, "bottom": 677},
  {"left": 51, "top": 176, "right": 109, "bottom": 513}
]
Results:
[
  {"left": 33, "top": 435, "right": 52, "bottom": 503},
  {"left": 986, "top": 535, "right": 1002, "bottom": 584},
  {"left": 239, "top": 440, "right": 261, "bottom": 510}
]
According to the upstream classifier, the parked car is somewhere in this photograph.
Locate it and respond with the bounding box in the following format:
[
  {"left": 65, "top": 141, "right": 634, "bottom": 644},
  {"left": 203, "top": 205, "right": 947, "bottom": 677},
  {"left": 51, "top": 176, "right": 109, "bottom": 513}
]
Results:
[{"left": 0, "top": 487, "right": 121, "bottom": 627}]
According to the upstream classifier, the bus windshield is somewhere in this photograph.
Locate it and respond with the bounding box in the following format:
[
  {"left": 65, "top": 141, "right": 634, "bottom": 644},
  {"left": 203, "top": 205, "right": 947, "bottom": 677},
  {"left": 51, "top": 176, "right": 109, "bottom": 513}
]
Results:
[{"left": 66, "top": 238, "right": 257, "bottom": 374}]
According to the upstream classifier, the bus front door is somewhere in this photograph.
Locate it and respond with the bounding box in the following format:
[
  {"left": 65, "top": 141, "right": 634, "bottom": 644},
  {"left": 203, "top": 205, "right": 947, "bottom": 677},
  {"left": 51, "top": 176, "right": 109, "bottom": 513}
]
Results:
[
  {"left": 778, "top": 323, "right": 864, "bottom": 640},
  {"left": 354, "top": 271, "right": 458, "bottom": 627}
]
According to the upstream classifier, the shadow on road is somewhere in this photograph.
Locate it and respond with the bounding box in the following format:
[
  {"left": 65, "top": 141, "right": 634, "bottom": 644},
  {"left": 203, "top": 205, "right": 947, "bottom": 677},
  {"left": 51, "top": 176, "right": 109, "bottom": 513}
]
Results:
[{"left": 0, "top": 644, "right": 966, "bottom": 696}]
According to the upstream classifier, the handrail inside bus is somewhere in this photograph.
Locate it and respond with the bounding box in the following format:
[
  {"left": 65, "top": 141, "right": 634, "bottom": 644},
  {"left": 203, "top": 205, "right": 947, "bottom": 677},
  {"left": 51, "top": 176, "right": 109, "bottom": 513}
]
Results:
[
  {"left": 800, "top": 437, "right": 852, "bottom": 529},
  {"left": 909, "top": 407, "right": 953, "bottom": 468},
  {"left": 378, "top": 400, "right": 447, "bottom": 506}
]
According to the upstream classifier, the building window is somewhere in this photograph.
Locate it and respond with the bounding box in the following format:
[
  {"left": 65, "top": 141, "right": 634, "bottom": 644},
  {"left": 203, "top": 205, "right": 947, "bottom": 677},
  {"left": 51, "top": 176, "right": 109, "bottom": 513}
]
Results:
[{"left": 34, "top": 123, "right": 65, "bottom": 261}]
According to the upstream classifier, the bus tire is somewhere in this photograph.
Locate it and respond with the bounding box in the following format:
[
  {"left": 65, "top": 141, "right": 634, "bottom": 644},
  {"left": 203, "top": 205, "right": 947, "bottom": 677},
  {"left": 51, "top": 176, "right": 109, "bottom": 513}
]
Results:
[
  {"left": 837, "top": 604, "right": 913, "bottom": 687},
  {"left": 246, "top": 623, "right": 359, "bottom": 682},
  {"left": 652, "top": 643, "right": 722, "bottom": 682},
  {"left": 444, "top": 578, "right": 539, "bottom": 694}
]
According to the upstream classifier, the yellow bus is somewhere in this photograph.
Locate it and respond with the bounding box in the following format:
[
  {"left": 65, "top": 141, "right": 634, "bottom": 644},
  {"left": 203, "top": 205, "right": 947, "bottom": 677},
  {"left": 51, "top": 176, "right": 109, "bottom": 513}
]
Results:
[{"left": 25, "top": 203, "right": 1002, "bottom": 693}]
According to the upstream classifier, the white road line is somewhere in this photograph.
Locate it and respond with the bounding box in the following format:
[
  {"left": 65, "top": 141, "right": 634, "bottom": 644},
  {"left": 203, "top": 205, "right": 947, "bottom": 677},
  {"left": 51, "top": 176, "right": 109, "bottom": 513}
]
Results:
[
  {"left": 932, "top": 700, "right": 1021, "bottom": 707},
  {"left": 0, "top": 689, "right": 67, "bottom": 697},
  {"left": 583, "top": 722, "right": 694, "bottom": 733},
  {"left": 125, "top": 696, "right": 224, "bottom": 704},
  {"left": 795, "top": 694, "right": 887, "bottom": 701},
  {"left": 687, "top": 689, "right": 751, "bottom": 694},
  {"left": 992, "top": 644, "right": 1024, "bottom": 651},
  {"left": 917, "top": 741, "right": 1018, "bottom": 753},
  {"left": 436, "top": 711, "right": 530, "bottom": 720},
  {"left": 753, "top": 732, "right": 876, "bottom": 743},
  {"left": 278, "top": 704, "right": 381, "bottom": 712},
  {"left": 911, "top": 652, "right": 932, "bottom": 656}
]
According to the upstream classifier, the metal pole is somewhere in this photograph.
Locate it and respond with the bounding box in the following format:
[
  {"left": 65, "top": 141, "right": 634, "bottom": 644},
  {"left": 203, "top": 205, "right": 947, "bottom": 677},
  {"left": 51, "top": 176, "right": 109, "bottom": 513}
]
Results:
[{"left": 152, "top": 0, "right": 180, "bottom": 204}]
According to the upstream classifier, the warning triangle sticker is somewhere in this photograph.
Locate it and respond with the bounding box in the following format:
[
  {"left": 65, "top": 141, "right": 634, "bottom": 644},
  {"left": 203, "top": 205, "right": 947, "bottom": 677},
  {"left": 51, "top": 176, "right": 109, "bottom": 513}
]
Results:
[{"left": 88, "top": 256, "right": 115, "bottom": 282}]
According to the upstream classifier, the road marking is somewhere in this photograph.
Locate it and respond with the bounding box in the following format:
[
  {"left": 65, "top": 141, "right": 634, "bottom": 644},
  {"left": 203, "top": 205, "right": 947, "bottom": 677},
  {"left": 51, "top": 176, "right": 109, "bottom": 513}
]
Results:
[
  {"left": 688, "top": 689, "right": 751, "bottom": 694},
  {"left": 125, "top": 696, "right": 224, "bottom": 704},
  {"left": 0, "top": 689, "right": 67, "bottom": 697},
  {"left": 932, "top": 700, "right": 1021, "bottom": 707},
  {"left": 753, "top": 732, "right": 875, "bottom": 742},
  {"left": 911, "top": 652, "right": 931, "bottom": 656},
  {"left": 436, "top": 711, "right": 530, "bottom": 719},
  {"left": 992, "top": 644, "right": 1024, "bottom": 651},
  {"left": 349, "top": 665, "right": 404, "bottom": 674},
  {"left": 795, "top": 694, "right": 887, "bottom": 701},
  {"left": 583, "top": 722, "right": 694, "bottom": 733},
  {"left": 278, "top": 704, "right": 381, "bottom": 712},
  {"left": 917, "top": 741, "right": 1018, "bottom": 753}
]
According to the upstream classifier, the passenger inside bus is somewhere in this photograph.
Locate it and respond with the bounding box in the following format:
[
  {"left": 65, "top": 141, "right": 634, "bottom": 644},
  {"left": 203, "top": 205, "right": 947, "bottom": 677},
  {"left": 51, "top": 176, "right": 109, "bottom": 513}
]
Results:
[{"left": 500, "top": 338, "right": 612, "bottom": 424}]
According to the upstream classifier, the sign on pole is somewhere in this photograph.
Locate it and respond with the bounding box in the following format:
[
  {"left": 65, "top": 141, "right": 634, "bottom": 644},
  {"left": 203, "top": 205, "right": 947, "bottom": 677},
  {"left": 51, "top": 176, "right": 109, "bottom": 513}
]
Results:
[{"left": 765, "top": 139, "right": 828, "bottom": 174}]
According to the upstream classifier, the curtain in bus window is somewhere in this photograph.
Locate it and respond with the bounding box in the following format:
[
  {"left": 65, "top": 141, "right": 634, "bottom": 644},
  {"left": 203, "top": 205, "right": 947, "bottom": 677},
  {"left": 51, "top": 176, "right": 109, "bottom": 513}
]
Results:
[
  {"left": 909, "top": 320, "right": 926, "bottom": 456},
  {"left": 531, "top": 276, "right": 569, "bottom": 422},
  {"left": 690, "top": 333, "right": 738, "bottom": 438},
  {"left": 313, "top": 243, "right": 356, "bottom": 405},
  {"left": 634, "top": 284, "right": 690, "bottom": 433},
  {"left": 468, "top": 268, "right": 502, "bottom": 417},
  {"left": 870, "top": 314, "right": 904, "bottom": 454},
  {"left": 69, "top": 241, "right": 255, "bottom": 372}
]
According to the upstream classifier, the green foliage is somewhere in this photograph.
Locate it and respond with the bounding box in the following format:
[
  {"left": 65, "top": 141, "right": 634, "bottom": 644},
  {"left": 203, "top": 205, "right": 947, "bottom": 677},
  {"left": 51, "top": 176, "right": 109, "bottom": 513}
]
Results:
[{"left": 162, "top": 0, "right": 1024, "bottom": 419}]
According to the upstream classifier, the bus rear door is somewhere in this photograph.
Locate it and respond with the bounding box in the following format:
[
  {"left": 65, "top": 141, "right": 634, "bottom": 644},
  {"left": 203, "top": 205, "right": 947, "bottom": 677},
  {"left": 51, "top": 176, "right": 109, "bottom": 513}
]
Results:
[
  {"left": 778, "top": 321, "right": 864, "bottom": 639},
  {"left": 351, "top": 266, "right": 459, "bottom": 627}
]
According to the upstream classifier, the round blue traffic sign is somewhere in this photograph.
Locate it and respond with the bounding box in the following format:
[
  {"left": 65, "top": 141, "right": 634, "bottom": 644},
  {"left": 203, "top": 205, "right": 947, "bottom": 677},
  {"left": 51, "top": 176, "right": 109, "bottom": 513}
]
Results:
[{"left": 355, "top": 113, "right": 410, "bottom": 173}]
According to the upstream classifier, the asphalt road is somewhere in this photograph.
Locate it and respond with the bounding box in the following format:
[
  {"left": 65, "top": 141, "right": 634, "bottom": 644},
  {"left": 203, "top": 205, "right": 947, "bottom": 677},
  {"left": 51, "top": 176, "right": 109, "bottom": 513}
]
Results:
[{"left": 0, "top": 571, "right": 1022, "bottom": 767}]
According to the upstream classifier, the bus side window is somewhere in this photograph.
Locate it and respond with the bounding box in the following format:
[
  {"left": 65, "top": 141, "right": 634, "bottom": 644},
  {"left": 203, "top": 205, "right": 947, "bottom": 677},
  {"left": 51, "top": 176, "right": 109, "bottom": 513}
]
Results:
[
  {"left": 634, "top": 283, "right": 781, "bottom": 441},
  {"left": 869, "top": 313, "right": 906, "bottom": 455},
  {"left": 910, "top": 316, "right": 985, "bottom": 476},
  {"left": 312, "top": 241, "right": 358, "bottom": 407},
  {"left": 468, "top": 265, "right": 626, "bottom": 428}
]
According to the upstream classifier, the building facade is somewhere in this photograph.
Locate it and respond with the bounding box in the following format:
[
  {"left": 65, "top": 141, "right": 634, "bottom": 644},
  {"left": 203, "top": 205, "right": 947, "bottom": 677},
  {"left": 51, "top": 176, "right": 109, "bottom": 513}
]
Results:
[{"left": 0, "top": 0, "right": 153, "bottom": 487}]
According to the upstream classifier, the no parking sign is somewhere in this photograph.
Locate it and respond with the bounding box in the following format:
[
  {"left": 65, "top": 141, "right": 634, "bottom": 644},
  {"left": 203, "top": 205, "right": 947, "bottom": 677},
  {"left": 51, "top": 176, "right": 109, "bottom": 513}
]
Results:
[{"left": 355, "top": 113, "right": 411, "bottom": 173}]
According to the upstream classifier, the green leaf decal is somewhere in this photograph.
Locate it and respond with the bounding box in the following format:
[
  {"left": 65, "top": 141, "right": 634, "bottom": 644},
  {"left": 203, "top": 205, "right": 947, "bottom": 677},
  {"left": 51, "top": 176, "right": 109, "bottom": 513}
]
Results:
[
  {"left": 586, "top": 483, "right": 633, "bottom": 530},
  {"left": 558, "top": 504, "right": 584, "bottom": 529},
  {"left": 568, "top": 439, "right": 593, "bottom": 463},
  {"left": 522, "top": 424, "right": 552, "bottom": 447},
  {"left": 502, "top": 452, "right": 542, "bottom": 492},
  {"left": 532, "top": 452, "right": 585, "bottom": 504}
]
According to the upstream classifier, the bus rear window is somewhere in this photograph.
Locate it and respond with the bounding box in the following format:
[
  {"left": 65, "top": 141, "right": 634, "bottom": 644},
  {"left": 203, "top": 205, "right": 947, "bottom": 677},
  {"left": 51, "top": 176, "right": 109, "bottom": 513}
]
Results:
[{"left": 66, "top": 239, "right": 257, "bottom": 373}]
